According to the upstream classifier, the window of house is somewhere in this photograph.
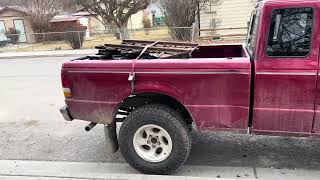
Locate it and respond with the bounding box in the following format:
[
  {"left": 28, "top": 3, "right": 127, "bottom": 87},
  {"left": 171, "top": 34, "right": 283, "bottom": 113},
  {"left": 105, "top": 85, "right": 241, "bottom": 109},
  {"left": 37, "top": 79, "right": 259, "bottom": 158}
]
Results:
[
  {"left": 266, "top": 8, "right": 313, "bottom": 57},
  {"left": 13, "top": 19, "right": 27, "bottom": 43},
  {"left": 0, "top": 20, "right": 7, "bottom": 41}
]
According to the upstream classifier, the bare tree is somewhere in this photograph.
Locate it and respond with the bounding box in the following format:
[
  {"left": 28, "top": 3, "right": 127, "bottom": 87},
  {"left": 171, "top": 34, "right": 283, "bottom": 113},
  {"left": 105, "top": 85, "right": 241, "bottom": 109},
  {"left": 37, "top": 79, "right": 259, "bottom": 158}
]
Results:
[
  {"left": 77, "top": 0, "right": 153, "bottom": 39},
  {"left": 160, "top": 0, "right": 221, "bottom": 41},
  {"left": 20, "top": 0, "right": 61, "bottom": 41}
]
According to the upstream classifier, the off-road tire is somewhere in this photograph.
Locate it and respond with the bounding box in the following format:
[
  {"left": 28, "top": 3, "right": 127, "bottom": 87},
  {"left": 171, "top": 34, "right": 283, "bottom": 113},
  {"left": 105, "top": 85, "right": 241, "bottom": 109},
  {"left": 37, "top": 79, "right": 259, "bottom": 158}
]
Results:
[{"left": 118, "top": 104, "right": 191, "bottom": 174}]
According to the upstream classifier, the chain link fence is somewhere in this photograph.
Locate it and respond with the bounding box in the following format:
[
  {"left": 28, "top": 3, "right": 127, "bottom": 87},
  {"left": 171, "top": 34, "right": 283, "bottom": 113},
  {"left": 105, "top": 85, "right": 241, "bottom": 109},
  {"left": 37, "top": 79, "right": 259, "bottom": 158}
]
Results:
[{"left": 0, "top": 27, "right": 247, "bottom": 53}]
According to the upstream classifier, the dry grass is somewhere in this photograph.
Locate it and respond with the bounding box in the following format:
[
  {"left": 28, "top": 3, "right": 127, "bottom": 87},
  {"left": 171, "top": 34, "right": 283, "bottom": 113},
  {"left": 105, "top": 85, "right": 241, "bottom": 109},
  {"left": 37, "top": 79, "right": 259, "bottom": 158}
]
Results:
[{"left": 129, "top": 28, "right": 172, "bottom": 41}]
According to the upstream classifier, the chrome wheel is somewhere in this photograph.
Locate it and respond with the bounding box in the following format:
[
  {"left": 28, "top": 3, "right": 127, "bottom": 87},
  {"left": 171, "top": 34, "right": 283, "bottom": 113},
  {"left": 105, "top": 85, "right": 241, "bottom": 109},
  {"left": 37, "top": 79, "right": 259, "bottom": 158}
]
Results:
[{"left": 133, "top": 124, "right": 173, "bottom": 162}]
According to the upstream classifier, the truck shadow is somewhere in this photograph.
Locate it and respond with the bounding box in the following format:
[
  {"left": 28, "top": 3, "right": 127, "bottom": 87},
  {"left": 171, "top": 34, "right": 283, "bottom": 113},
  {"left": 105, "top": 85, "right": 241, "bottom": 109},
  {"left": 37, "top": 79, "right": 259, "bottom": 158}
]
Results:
[{"left": 187, "top": 132, "right": 320, "bottom": 170}]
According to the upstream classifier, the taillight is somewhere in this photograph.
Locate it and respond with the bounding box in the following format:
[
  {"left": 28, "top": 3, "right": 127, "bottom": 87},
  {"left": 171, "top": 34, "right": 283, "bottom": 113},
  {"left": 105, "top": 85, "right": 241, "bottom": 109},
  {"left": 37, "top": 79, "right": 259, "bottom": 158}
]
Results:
[
  {"left": 61, "top": 71, "right": 72, "bottom": 98},
  {"left": 63, "top": 88, "right": 72, "bottom": 98}
]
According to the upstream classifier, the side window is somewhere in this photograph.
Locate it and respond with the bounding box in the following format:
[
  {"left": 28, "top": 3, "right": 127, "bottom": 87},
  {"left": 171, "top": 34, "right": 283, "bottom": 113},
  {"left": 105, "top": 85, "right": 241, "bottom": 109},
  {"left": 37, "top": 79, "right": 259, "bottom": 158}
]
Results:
[{"left": 266, "top": 8, "right": 313, "bottom": 57}]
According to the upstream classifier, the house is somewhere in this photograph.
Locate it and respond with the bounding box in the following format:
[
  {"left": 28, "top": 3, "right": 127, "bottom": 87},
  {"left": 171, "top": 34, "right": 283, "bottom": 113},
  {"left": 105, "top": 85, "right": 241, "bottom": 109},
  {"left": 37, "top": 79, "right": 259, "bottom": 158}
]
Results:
[
  {"left": 49, "top": 15, "right": 90, "bottom": 38},
  {"left": 199, "top": 0, "right": 257, "bottom": 39},
  {"left": 73, "top": 3, "right": 157, "bottom": 32},
  {"left": 72, "top": 11, "right": 105, "bottom": 32},
  {"left": 128, "top": 10, "right": 152, "bottom": 29},
  {"left": 0, "top": 6, "right": 36, "bottom": 43}
]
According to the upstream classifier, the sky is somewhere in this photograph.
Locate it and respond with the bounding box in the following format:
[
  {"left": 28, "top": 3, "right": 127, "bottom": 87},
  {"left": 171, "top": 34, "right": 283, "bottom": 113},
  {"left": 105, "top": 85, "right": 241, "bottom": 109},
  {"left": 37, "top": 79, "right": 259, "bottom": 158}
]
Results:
[{"left": 147, "top": 1, "right": 164, "bottom": 17}]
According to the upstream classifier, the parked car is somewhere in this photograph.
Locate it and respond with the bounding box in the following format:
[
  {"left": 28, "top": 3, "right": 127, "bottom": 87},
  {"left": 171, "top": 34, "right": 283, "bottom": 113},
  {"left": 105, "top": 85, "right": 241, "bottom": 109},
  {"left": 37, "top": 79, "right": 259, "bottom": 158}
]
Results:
[{"left": 60, "top": 0, "right": 320, "bottom": 174}]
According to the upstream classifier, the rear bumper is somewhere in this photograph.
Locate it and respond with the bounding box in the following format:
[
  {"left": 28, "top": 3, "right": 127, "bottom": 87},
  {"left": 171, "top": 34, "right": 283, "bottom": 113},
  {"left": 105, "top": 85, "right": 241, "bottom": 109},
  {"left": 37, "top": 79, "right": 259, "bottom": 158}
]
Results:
[{"left": 60, "top": 105, "right": 73, "bottom": 121}]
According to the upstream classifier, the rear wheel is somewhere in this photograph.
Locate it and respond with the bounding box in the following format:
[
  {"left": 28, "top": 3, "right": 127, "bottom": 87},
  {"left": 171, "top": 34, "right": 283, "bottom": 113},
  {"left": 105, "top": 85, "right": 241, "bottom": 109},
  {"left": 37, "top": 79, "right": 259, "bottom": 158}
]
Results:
[{"left": 118, "top": 104, "right": 191, "bottom": 174}]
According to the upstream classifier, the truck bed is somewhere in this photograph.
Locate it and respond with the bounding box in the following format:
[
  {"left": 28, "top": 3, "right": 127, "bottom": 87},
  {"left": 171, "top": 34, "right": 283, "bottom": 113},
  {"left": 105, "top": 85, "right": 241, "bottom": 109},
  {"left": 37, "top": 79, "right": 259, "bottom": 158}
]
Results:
[
  {"left": 77, "top": 40, "right": 248, "bottom": 61},
  {"left": 62, "top": 40, "right": 251, "bottom": 132},
  {"left": 191, "top": 44, "right": 247, "bottom": 58}
]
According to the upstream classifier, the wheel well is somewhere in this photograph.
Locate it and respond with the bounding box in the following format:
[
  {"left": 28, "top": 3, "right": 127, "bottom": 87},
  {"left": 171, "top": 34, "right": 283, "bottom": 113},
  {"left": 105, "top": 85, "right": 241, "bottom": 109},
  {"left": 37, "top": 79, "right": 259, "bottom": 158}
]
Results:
[{"left": 115, "top": 93, "right": 193, "bottom": 124}]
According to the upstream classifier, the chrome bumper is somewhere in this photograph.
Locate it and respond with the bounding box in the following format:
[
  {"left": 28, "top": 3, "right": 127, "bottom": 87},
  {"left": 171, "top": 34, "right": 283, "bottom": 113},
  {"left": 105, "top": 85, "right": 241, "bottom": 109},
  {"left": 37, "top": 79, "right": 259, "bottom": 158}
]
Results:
[{"left": 60, "top": 105, "right": 73, "bottom": 121}]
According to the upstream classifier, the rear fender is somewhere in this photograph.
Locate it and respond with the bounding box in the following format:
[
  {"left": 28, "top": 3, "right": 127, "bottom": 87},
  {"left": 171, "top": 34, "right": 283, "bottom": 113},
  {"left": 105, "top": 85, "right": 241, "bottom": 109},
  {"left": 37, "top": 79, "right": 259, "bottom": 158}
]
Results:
[
  {"left": 112, "top": 81, "right": 185, "bottom": 119},
  {"left": 134, "top": 82, "right": 184, "bottom": 102}
]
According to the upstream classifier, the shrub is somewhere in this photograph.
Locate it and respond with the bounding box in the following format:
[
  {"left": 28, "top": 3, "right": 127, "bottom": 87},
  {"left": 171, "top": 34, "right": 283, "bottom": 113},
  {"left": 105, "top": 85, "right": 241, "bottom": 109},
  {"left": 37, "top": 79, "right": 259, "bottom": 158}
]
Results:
[
  {"left": 64, "top": 25, "right": 87, "bottom": 49},
  {"left": 142, "top": 14, "right": 152, "bottom": 35},
  {"left": 6, "top": 28, "right": 20, "bottom": 44},
  {"left": 168, "top": 28, "right": 192, "bottom": 41},
  {"left": 0, "top": 41, "right": 8, "bottom": 48}
]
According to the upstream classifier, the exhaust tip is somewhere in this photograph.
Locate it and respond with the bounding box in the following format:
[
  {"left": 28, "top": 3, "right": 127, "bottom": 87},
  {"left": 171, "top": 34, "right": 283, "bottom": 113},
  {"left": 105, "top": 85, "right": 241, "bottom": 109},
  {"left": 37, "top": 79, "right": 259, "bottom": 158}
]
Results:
[{"left": 85, "top": 122, "right": 97, "bottom": 131}]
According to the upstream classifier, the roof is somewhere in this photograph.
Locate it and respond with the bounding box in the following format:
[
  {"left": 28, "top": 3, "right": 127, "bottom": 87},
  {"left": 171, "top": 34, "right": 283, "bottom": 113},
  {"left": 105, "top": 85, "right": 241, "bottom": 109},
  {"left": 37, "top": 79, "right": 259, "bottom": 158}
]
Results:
[
  {"left": 49, "top": 15, "right": 83, "bottom": 23},
  {"left": 72, "top": 11, "right": 96, "bottom": 16},
  {"left": 0, "top": 6, "right": 27, "bottom": 14}
]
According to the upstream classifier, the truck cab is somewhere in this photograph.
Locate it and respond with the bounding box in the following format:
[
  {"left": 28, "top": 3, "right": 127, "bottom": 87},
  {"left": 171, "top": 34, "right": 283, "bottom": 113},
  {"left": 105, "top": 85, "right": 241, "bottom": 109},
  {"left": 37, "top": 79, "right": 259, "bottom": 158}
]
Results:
[
  {"left": 60, "top": 0, "right": 320, "bottom": 175},
  {"left": 247, "top": 0, "right": 320, "bottom": 136}
]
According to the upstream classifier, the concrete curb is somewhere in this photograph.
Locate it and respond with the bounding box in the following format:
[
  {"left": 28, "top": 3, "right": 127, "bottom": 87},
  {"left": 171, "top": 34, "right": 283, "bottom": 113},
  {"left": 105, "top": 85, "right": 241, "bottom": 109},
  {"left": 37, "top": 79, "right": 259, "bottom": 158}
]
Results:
[
  {"left": 0, "top": 49, "right": 97, "bottom": 59},
  {"left": 1, "top": 160, "right": 320, "bottom": 180},
  {"left": 0, "top": 174, "right": 249, "bottom": 180},
  {"left": 0, "top": 160, "right": 255, "bottom": 180}
]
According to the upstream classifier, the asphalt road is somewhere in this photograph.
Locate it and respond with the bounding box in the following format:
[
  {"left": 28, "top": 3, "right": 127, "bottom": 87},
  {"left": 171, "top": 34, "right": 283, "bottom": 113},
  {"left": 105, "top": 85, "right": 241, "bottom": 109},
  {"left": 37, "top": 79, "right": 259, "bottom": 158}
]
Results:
[{"left": 0, "top": 56, "right": 320, "bottom": 170}]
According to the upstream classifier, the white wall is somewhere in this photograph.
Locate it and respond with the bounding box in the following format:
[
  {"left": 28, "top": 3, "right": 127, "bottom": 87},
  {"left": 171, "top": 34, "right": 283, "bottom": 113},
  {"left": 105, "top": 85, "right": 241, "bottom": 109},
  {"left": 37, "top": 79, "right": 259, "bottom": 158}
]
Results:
[
  {"left": 128, "top": 10, "right": 152, "bottom": 29},
  {"left": 200, "top": 0, "right": 256, "bottom": 37},
  {"left": 78, "top": 17, "right": 90, "bottom": 38}
]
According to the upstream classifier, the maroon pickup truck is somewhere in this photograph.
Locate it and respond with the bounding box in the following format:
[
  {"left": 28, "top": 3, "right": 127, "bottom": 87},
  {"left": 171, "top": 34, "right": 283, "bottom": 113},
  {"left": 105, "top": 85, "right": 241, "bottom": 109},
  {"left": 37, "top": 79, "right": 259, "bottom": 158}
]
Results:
[{"left": 60, "top": 0, "right": 320, "bottom": 174}]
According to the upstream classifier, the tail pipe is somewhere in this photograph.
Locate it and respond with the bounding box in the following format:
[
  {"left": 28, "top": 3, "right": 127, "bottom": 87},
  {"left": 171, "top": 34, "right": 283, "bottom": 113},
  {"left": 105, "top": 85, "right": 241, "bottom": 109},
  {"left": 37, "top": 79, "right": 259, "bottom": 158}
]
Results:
[
  {"left": 85, "top": 122, "right": 97, "bottom": 131},
  {"left": 84, "top": 122, "right": 119, "bottom": 153}
]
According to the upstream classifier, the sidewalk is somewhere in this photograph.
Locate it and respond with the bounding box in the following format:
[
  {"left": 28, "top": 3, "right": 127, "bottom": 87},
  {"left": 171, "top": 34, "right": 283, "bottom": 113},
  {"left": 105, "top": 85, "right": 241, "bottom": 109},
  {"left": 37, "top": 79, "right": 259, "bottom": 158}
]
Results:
[
  {"left": 0, "top": 49, "right": 98, "bottom": 59},
  {"left": 1, "top": 160, "right": 320, "bottom": 180}
]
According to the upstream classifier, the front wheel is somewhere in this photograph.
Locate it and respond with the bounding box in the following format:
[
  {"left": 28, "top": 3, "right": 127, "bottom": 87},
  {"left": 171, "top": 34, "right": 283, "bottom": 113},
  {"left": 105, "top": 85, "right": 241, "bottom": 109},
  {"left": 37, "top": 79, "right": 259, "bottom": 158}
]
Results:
[{"left": 118, "top": 104, "right": 191, "bottom": 174}]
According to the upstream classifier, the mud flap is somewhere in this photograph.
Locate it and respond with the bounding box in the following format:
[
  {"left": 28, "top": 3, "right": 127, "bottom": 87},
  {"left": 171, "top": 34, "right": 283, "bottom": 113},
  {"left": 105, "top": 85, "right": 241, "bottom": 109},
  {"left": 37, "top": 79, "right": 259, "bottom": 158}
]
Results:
[{"left": 104, "top": 123, "right": 119, "bottom": 153}]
